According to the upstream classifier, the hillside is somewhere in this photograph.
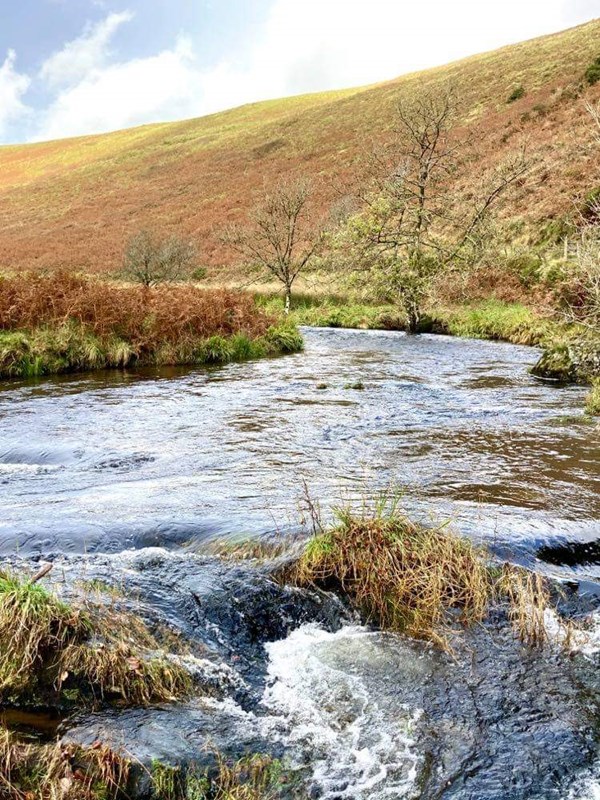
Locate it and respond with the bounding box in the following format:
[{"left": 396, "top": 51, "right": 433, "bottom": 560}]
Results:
[{"left": 0, "top": 18, "right": 599, "bottom": 273}]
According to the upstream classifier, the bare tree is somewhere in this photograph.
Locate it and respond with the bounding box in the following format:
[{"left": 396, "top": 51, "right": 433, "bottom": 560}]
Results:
[
  {"left": 350, "top": 87, "right": 529, "bottom": 331},
  {"left": 222, "top": 179, "right": 322, "bottom": 313},
  {"left": 123, "top": 230, "right": 198, "bottom": 287}
]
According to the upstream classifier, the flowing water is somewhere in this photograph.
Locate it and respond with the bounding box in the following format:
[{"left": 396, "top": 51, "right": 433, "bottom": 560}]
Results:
[
  {"left": 2, "top": 327, "right": 600, "bottom": 798},
  {"left": 1, "top": 327, "right": 598, "bottom": 579}
]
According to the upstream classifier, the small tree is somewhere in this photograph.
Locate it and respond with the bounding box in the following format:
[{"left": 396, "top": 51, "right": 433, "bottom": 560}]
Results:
[
  {"left": 350, "top": 87, "right": 530, "bottom": 331},
  {"left": 123, "top": 230, "right": 198, "bottom": 287},
  {"left": 222, "top": 179, "right": 322, "bottom": 313}
]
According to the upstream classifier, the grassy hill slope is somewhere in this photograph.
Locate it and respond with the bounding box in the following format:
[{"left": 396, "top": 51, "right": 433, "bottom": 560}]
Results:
[{"left": 0, "top": 19, "right": 599, "bottom": 272}]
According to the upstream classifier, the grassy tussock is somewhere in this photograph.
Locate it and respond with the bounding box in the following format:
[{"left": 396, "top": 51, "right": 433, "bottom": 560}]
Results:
[
  {"left": 0, "top": 570, "right": 192, "bottom": 708},
  {"left": 149, "top": 753, "right": 281, "bottom": 800},
  {"left": 287, "top": 506, "right": 490, "bottom": 648},
  {"left": 585, "top": 380, "right": 600, "bottom": 415},
  {"left": 0, "top": 273, "right": 303, "bottom": 378},
  {"left": 0, "top": 728, "right": 130, "bottom": 800},
  {"left": 285, "top": 505, "right": 555, "bottom": 649}
]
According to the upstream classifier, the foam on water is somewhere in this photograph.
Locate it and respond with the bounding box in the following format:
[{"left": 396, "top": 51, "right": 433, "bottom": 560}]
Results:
[{"left": 260, "top": 624, "right": 422, "bottom": 799}]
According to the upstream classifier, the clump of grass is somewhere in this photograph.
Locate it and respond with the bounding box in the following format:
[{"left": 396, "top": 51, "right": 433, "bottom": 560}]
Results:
[
  {"left": 152, "top": 760, "right": 185, "bottom": 800},
  {"left": 0, "top": 571, "right": 90, "bottom": 696},
  {"left": 263, "top": 323, "right": 304, "bottom": 354},
  {"left": 205, "top": 753, "right": 281, "bottom": 800},
  {"left": 497, "top": 565, "right": 550, "bottom": 648},
  {"left": 0, "top": 570, "right": 193, "bottom": 709},
  {"left": 207, "top": 538, "right": 293, "bottom": 562},
  {"left": 284, "top": 502, "right": 556, "bottom": 650},
  {"left": 344, "top": 381, "right": 365, "bottom": 390},
  {"left": 286, "top": 504, "right": 491, "bottom": 648},
  {"left": 585, "top": 380, "right": 600, "bottom": 415},
  {"left": 0, "top": 728, "right": 131, "bottom": 800}
]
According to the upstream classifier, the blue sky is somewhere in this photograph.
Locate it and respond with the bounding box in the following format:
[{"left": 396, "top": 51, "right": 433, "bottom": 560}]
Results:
[{"left": 0, "top": 0, "right": 597, "bottom": 144}]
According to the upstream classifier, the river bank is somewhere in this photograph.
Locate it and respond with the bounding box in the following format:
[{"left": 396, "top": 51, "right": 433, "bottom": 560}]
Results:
[{"left": 0, "top": 273, "right": 303, "bottom": 380}]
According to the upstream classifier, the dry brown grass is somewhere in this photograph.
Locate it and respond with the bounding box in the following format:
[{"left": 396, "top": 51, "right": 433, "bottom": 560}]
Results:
[
  {"left": 0, "top": 271, "right": 274, "bottom": 346},
  {"left": 0, "top": 570, "right": 193, "bottom": 708},
  {"left": 497, "top": 565, "right": 551, "bottom": 647},
  {"left": 285, "top": 503, "right": 556, "bottom": 649},
  {"left": 0, "top": 728, "right": 130, "bottom": 800}
]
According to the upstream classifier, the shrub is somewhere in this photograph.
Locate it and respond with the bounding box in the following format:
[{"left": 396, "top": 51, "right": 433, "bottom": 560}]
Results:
[
  {"left": 585, "top": 57, "right": 600, "bottom": 86},
  {"left": 190, "top": 266, "right": 208, "bottom": 281},
  {"left": 507, "top": 85, "right": 526, "bottom": 103},
  {"left": 123, "top": 230, "right": 198, "bottom": 286}
]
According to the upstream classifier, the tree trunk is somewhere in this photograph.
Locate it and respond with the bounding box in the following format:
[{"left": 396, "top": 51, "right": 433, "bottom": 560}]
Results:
[
  {"left": 284, "top": 288, "right": 291, "bottom": 315},
  {"left": 404, "top": 299, "right": 421, "bottom": 335}
]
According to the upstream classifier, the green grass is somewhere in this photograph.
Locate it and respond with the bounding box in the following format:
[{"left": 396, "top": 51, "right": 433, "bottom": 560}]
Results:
[
  {"left": 261, "top": 293, "right": 572, "bottom": 346},
  {"left": 428, "top": 301, "right": 564, "bottom": 346},
  {"left": 585, "top": 380, "right": 600, "bottom": 414},
  {"left": 0, "top": 570, "right": 193, "bottom": 709},
  {"left": 0, "top": 322, "right": 303, "bottom": 380}
]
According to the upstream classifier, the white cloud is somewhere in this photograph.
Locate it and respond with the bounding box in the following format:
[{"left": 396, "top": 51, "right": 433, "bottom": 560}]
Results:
[
  {"left": 39, "top": 11, "right": 133, "bottom": 89},
  {"left": 37, "top": 36, "right": 198, "bottom": 141},
  {"left": 0, "top": 50, "right": 31, "bottom": 139},
  {"left": 24, "top": 0, "right": 600, "bottom": 143}
]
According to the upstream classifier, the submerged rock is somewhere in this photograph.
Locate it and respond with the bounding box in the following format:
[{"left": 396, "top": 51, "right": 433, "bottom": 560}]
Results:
[{"left": 4, "top": 550, "right": 600, "bottom": 799}]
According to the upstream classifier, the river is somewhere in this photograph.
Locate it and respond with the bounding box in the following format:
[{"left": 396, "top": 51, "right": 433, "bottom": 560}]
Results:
[{"left": 2, "top": 328, "right": 600, "bottom": 799}]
